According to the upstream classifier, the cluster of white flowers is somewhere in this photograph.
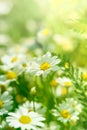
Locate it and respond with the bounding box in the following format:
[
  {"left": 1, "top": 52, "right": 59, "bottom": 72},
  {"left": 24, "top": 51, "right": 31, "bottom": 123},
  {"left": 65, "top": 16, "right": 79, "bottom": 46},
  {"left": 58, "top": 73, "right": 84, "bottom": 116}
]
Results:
[{"left": 0, "top": 50, "right": 85, "bottom": 130}]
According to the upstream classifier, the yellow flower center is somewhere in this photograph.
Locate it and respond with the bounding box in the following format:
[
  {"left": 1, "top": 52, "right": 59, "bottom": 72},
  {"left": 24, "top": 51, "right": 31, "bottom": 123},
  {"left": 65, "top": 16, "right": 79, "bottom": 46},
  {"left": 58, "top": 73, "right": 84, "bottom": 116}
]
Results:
[
  {"left": 42, "top": 29, "right": 49, "bottom": 36},
  {"left": 40, "top": 62, "right": 50, "bottom": 71},
  {"left": 51, "top": 80, "right": 58, "bottom": 87},
  {"left": 62, "top": 87, "right": 67, "bottom": 95},
  {"left": 64, "top": 81, "right": 72, "bottom": 87},
  {"left": 16, "top": 95, "right": 23, "bottom": 103},
  {"left": 28, "top": 109, "right": 33, "bottom": 112},
  {"left": 72, "top": 104, "right": 76, "bottom": 108},
  {"left": 11, "top": 57, "right": 18, "bottom": 63},
  {"left": 6, "top": 71, "right": 17, "bottom": 79},
  {"left": 0, "top": 84, "right": 7, "bottom": 93},
  {"left": 61, "top": 110, "right": 70, "bottom": 119},
  {"left": 19, "top": 115, "right": 32, "bottom": 124},
  {"left": 0, "top": 100, "right": 3, "bottom": 108},
  {"left": 82, "top": 73, "right": 87, "bottom": 80},
  {"left": 22, "top": 63, "right": 27, "bottom": 68}
]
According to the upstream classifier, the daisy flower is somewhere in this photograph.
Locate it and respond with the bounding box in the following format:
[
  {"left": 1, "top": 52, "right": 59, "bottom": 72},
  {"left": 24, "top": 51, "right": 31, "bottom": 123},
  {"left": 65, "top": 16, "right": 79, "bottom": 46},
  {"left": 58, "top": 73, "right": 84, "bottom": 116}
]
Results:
[
  {"left": 65, "top": 98, "right": 82, "bottom": 113},
  {"left": 50, "top": 77, "right": 72, "bottom": 97},
  {"left": 7, "top": 44, "right": 27, "bottom": 54},
  {"left": 52, "top": 98, "right": 82, "bottom": 124},
  {"left": 51, "top": 79, "right": 68, "bottom": 96},
  {"left": 22, "top": 101, "right": 46, "bottom": 114},
  {"left": 28, "top": 52, "right": 61, "bottom": 77},
  {"left": 0, "top": 71, "right": 17, "bottom": 84},
  {"left": 56, "top": 77, "right": 72, "bottom": 87},
  {"left": 6, "top": 106, "right": 45, "bottom": 130},
  {"left": 53, "top": 77, "right": 73, "bottom": 96},
  {"left": 6, "top": 71, "right": 17, "bottom": 80},
  {"left": 0, "top": 80, "right": 13, "bottom": 94},
  {"left": 0, "top": 91, "right": 13, "bottom": 115},
  {"left": 56, "top": 86, "right": 68, "bottom": 96},
  {"left": 37, "top": 28, "right": 50, "bottom": 42},
  {"left": 1, "top": 53, "right": 27, "bottom": 71}
]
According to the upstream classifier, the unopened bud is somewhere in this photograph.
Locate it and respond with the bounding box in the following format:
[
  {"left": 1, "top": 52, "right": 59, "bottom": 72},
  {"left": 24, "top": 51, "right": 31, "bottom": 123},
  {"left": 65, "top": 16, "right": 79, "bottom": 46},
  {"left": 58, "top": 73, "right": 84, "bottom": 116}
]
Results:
[{"left": 30, "top": 87, "right": 36, "bottom": 95}]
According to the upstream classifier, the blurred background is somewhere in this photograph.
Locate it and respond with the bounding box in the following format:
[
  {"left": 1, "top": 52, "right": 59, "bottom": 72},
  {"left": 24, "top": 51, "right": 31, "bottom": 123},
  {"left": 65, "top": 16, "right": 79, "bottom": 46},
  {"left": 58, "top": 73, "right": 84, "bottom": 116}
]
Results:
[{"left": 0, "top": 0, "right": 87, "bottom": 67}]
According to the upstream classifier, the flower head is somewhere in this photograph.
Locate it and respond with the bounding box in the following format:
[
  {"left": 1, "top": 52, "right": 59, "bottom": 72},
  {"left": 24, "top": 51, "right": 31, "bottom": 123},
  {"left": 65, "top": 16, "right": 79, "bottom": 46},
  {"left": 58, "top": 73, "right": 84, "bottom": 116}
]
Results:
[
  {"left": 37, "top": 28, "right": 50, "bottom": 42},
  {"left": 52, "top": 98, "right": 82, "bottom": 124},
  {"left": 28, "top": 52, "right": 61, "bottom": 77},
  {"left": 56, "top": 77, "right": 72, "bottom": 87},
  {"left": 22, "top": 101, "right": 46, "bottom": 114},
  {"left": 6, "top": 106, "right": 45, "bottom": 130},
  {"left": 1, "top": 54, "right": 27, "bottom": 71}
]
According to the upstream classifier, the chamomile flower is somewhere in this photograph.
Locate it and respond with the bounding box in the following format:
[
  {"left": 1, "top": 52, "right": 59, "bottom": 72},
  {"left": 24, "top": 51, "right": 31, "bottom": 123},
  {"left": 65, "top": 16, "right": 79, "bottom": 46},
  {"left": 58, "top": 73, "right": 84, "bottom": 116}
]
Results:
[
  {"left": 6, "top": 71, "right": 17, "bottom": 80},
  {"left": 7, "top": 44, "right": 27, "bottom": 54},
  {"left": 28, "top": 52, "right": 61, "bottom": 77},
  {"left": 37, "top": 28, "right": 50, "bottom": 42},
  {"left": 0, "top": 71, "right": 17, "bottom": 84},
  {"left": 22, "top": 101, "right": 46, "bottom": 114},
  {"left": 50, "top": 78, "right": 67, "bottom": 96},
  {"left": 0, "top": 91, "right": 13, "bottom": 115},
  {"left": 0, "top": 80, "right": 13, "bottom": 93},
  {"left": 52, "top": 98, "right": 82, "bottom": 124},
  {"left": 65, "top": 98, "right": 82, "bottom": 113},
  {"left": 56, "top": 77, "right": 72, "bottom": 87},
  {"left": 56, "top": 86, "right": 68, "bottom": 96},
  {"left": 50, "top": 77, "right": 72, "bottom": 96},
  {"left": 6, "top": 106, "right": 45, "bottom": 130},
  {"left": 1, "top": 54, "right": 27, "bottom": 71}
]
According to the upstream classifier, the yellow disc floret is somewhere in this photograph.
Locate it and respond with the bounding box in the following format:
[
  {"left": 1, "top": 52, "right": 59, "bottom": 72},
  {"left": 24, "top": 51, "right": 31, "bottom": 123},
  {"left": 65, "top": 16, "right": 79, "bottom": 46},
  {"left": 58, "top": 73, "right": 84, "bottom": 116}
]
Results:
[
  {"left": 0, "top": 100, "right": 3, "bottom": 108},
  {"left": 11, "top": 57, "right": 18, "bottom": 63},
  {"left": 6, "top": 71, "right": 17, "bottom": 79},
  {"left": 16, "top": 95, "right": 24, "bottom": 104},
  {"left": 19, "top": 115, "right": 32, "bottom": 124},
  {"left": 61, "top": 110, "right": 70, "bottom": 119},
  {"left": 64, "top": 81, "right": 72, "bottom": 87},
  {"left": 82, "top": 73, "right": 87, "bottom": 80},
  {"left": 51, "top": 80, "right": 58, "bottom": 87},
  {"left": 42, "top": 29, "right": 49, "bottom": 36},
  {"left": 62, "top": 87, "right": 67, "bottom": 95},
  {"left": 22, "top": 63, "right": 27, "bottom": 68},
  {"left": 40, "top": 62, "right": 50, "bottom": 71}
]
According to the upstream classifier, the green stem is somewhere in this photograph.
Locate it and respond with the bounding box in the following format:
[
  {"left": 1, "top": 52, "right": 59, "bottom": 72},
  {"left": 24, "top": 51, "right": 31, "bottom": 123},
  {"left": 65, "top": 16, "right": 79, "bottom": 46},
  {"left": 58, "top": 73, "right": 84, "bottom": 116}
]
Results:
[{"left": 33, "top": 96, "right": 35, "bottom": 112}]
